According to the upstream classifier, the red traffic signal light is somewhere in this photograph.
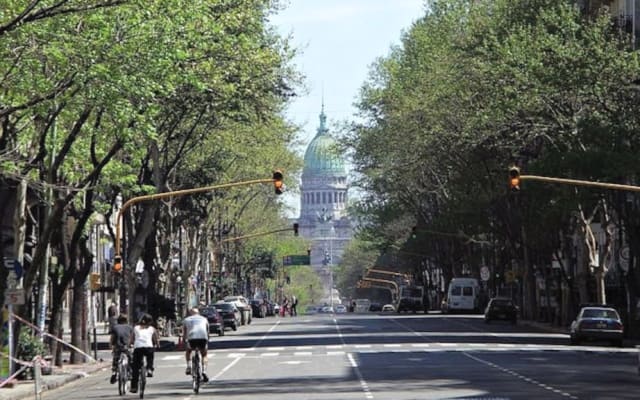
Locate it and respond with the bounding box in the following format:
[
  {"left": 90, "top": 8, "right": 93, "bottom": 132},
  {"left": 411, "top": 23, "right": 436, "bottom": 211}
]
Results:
[
  {"left": 293, "top": 223, "right": 299, "bottom": 236},
  {"left": 273, "top": 170, "right": 284, "bottom": 195},
  {"left": 509, "top": 166, "right": 520, "bottom": 191},
  {"left": 113, "top": 256, "right": 123, "bottom": 273}
]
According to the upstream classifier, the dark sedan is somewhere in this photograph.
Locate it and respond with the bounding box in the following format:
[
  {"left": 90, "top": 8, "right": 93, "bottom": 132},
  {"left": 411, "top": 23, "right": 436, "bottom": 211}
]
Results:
[
  {"left": 213, "top": 302, "right": 240, "bottom": 331},
  {"left": 199, "top": 306, "right": 224, "bottom": 336},
  {"left": 570, "top": 306, "right": 623, "bottom": 346},
  {"left": 484, "top": 297, "right": 518, "bottom": 324}
]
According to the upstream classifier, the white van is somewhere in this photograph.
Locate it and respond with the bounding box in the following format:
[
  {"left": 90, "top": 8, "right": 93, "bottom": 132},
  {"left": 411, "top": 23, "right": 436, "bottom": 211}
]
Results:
[{"left": 444, "top": 278, "right": 480, "bottom": 313}]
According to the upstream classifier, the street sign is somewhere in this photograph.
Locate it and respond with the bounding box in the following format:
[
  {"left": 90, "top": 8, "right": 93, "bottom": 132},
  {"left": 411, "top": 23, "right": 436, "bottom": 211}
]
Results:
[
  {"left": 283, "top": 255, "right": 310, "bottom": 266},
  {"left": 5, "top": 289, "right": 25, "bottom": 305},
  {"left": 480, "top": 266, "right": 490, "bottom": 281}
]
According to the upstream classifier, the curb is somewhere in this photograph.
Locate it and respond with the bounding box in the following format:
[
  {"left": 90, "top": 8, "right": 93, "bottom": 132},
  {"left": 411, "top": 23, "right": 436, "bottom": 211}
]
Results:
[
  {"left": 519, "top": 320, "right": 568, "bottom": 334},
  {"left": 0, "top": 362, "right": 110, "bottom": 400}
]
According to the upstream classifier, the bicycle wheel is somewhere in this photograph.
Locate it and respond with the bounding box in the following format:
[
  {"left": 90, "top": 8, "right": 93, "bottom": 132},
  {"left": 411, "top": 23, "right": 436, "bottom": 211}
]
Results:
[
  {"left": 139, "top": 364, "right": 146, "bottom": 399},
  {"left": 192, "top": 353, "right": 200, "bottom": 394},
  {"left": 118, "top": 355, "right": 129, "bottom": 396}
]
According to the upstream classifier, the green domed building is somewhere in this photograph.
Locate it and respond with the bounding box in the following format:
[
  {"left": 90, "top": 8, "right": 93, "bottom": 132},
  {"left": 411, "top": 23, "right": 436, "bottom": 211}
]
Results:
[{"left": 297, "top": 107, "right": 352, "bottom": 301}]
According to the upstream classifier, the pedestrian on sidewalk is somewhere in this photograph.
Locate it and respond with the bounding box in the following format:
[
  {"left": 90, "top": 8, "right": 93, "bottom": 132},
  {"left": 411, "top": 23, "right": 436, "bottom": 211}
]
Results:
[{"left": 291, "top": 295, "right": 298, "bottom": 316}]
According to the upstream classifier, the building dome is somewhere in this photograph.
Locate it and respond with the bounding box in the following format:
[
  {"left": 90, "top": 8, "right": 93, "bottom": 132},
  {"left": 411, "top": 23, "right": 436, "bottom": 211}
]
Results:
[{"left": 303, "top": 109, "right": 345, "bottom": 176}]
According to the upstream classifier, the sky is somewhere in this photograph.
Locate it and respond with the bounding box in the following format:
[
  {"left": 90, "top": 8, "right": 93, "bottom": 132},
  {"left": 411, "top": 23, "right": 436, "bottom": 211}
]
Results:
[{"left": 269, "top": 0, "right": 426, "bottom": 217}]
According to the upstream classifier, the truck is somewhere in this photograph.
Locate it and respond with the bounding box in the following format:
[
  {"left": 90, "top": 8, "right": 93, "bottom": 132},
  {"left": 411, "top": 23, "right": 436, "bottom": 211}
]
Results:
[
  {"left": 396, "top": 285, "right": 425, "bottom": 313},
  {"left": 442, "top": 277, "right": 480, "bottom": 313},
  {"left": 354, "top": 298, "right": 371, "bottom": 313}
]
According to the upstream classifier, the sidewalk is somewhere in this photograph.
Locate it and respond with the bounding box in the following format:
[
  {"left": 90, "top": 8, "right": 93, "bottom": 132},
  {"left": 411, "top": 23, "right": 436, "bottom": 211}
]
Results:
[
  {"left": 0, "top": 322, "right": 177, "bottom": 400},
  {"left": 0, "top": 359, "right": 111, "bottom": 400}
]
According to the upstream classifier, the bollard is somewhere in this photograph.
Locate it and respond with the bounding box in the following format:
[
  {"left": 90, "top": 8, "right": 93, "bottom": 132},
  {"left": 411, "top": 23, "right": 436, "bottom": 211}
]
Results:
[{"left": 33, "top": 356, "right": 42, "bottom": 400}]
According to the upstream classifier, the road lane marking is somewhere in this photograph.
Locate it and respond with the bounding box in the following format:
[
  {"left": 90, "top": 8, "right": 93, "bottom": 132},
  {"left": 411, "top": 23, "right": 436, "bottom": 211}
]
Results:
[
  {"left": 464, "top": 352, "right": 579, "bottom": 400},
  {"left": 348, "top": 353, "right": 374, "bottom": 399}
]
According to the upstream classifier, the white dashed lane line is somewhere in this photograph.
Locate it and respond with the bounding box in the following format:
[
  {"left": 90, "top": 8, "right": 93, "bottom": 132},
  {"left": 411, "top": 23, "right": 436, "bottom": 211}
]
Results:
[{"left": 464, "top": 352, "right": 580, "bottom": 400}]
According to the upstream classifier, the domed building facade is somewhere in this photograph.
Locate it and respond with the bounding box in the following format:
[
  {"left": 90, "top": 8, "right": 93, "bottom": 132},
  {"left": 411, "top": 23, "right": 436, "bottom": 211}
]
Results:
[{"left": 297, "top": 107, "right": 352, "bottom": 301}]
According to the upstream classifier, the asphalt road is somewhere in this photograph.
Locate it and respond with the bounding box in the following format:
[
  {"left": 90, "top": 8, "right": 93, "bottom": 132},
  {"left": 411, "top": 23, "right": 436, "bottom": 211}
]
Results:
[{"left": 39, "top": 312, "right": 639, "bottom": 400}]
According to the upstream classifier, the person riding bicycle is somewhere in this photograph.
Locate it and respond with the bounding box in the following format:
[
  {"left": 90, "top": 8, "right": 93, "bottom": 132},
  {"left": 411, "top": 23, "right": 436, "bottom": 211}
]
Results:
[
  {"left": 130, "top": 313, "right": 159, "bottom": 393},
  {"left": 110, "top": 314, "right": 133, "bottom": 384},
  {"left": 182, "top": 307, "right": 210, "bottom": 382}
]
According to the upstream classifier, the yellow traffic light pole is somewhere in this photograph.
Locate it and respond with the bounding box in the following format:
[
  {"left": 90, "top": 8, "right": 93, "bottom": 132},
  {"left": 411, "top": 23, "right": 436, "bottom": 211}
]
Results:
[
  {"left": 362, "top": 277, "right": 399, "bottom": 302},
  {"left": 518, "top": 174, "right": 640, "bottom": 192},
  {"left": 367, "top": 267, "right": 409, "bottom": 280},
  {"left": 115, "top": 177, "right": 277, "bottom": 258}
]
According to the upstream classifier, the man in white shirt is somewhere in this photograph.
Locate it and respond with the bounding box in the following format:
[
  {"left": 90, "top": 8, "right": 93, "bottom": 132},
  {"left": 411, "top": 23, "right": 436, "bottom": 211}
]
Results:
[{"left": 182, "top": 308, "right": 210, "bottom": 382}]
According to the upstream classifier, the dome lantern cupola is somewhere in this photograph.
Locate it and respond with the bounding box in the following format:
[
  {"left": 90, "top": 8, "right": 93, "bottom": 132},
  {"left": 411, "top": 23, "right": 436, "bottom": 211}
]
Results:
[{"left": 303, "top": 105, "right": 345, "bottom": 176}]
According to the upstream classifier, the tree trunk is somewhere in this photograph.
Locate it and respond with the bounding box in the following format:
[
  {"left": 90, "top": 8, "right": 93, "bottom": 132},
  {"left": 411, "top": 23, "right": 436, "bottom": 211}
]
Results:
[
  {"left": 69, "top": 280, "right": 86, "bottom": 364},
  {"left": 595, "top": 268, "right": 606, "bottom": 305},
  {"left": 48, "top": 300, "right": 64, "bottom": 366}
]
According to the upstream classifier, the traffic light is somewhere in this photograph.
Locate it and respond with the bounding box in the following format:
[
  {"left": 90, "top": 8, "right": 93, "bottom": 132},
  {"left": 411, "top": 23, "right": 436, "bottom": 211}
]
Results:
[
  {"left": 509, "top": 166, "right": 520, "bottom": 192},
  {"left": 411, "top": 226, "right": 417, "bottom": 239},
  {"left": 273, "top": 170, "right": 284, "bottom": 195},
  {"left": 113, "top": 255, "right": 123, "bottom": 274},
  {"left": 293, "top": 223, "right": 299, "bottom": 236},
  {"left": 89, "top": 272, "right": 101, "bottom": 290}
]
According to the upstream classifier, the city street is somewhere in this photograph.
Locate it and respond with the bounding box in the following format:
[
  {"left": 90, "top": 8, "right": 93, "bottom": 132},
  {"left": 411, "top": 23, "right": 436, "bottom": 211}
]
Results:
[{"left": 38, "top": 313, "right": 639, "bottom": 400}]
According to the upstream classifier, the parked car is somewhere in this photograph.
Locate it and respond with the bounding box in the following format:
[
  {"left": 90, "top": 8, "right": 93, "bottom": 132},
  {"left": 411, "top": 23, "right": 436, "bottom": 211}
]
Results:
[
  {"left": 484, "top": 297, "right": 518, "bottom": 324},
  {"left": 213, "top": 301, "right": 241, "bottom": 331},
  {"left": 250, "top": 299, "right": 267, "bottom": 318},
  {"left": 304, "top": 305, "right": 319, "bottom": 315},
  {"left": 264, "top": 300, "right": 275, "bottom": 317},
  {"left": 224, "top": 295, "right": 252, "bottom": 325},
  {"left": 570, "top": 306, "right": 624, "bottom": 346},
  {"left": 320, "top": 306, "right": 334, "bottom": 313},
  {"left": 199, "top": 306, "right": 225, "bottom": 336},
  {"left": 335, "top": 304, "right": 347, "bottom": 313},
  {"left": 368, "top": 303, "right": 382, "bottom": 312},
  {"left": 382, "top": 304, "right": 396, "bottom": 312}
]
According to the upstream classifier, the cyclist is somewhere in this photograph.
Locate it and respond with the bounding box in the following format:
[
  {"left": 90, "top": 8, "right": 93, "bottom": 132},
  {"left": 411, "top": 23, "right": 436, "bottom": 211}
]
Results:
[
  {"left": 130, "top": 313, "right": 159, "bottom": 393},
  {"left": 182, "top": 307, "right": 210, "bottom": 382},
  {"left": 110, "top": 314, "right": 133, "bottom": 384}
]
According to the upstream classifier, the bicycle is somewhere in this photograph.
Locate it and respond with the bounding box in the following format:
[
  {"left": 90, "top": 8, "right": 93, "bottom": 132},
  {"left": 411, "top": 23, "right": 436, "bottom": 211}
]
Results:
[
  {"left": 137, "top": 357, "right": 147, "bottom": 399},
  {"left": 130, "top": 354, "right": 148, "bottom": 399},
  {"left": 191, "top": 349, "right": 203, "bottom": 394},
  {"left": 116, "top": 350, "right": 131, "bottom": 396}
]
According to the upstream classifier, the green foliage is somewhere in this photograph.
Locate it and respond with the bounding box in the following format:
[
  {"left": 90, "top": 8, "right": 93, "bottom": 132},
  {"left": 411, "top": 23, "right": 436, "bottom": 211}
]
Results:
[
  {"left": 345, "top": 0, "right": 640, "bottom": 284},
  {"left": 17, "top": 330, "right": 47, "bottom": 361}
]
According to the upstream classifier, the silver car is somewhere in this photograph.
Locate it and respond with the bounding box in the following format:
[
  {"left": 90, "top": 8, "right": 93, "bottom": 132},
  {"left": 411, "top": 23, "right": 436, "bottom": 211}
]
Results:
[{"left": 570, "top": 306, "right": 623, "bottom": 347}]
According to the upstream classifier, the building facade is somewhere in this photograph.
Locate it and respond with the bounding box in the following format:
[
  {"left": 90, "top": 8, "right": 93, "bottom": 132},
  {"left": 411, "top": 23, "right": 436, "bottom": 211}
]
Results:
[{"left": 296, "top": 107, "right": 352, "bottom": 289}]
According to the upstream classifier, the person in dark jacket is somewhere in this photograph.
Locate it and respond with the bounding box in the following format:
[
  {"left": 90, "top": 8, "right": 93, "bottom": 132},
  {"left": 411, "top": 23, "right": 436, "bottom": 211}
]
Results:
[{"left": 110, "top": 314, "right": 133, "bottom": 384}]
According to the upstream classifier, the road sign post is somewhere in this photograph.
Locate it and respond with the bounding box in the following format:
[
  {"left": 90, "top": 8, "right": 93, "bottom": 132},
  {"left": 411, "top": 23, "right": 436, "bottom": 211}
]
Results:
[{"left": 283, "top": 255, "right": 310, "bottom": 266}]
